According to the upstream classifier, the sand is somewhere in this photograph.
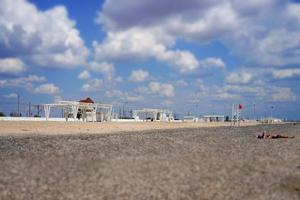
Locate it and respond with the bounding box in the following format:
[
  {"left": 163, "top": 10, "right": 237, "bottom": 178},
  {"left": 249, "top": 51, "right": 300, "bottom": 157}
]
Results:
[
  {"left": 0, "top": 121, "right": 260, "bottom": 136},
  {"left": 0, "top": 123, "right": 299, "bottom": 199}
]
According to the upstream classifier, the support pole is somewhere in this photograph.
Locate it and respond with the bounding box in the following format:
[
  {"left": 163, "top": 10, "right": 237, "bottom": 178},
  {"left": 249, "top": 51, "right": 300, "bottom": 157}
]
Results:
[
  {"left": 44, "top": 105, "right": 51, "bottom": 121},
  {"left": 72, "top": 105, "right": 78, "bottom": 121}
]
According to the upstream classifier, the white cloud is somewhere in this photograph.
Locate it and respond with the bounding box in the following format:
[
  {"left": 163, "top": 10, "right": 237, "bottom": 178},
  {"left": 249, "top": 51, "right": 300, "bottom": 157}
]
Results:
[
  {"left": 200, "top": 57, "right": 226, "bottom": 68},
  {"left": 81, "top": 78, "right": 103, "bottom": 92},
  {"left": 78, "top": 70, "right": 91, "bottom": 80},
  {"left": 104, "top": 89, "right": 144, "bottom": 102},
  {"left": 0, "top": 58, "right": 26, "bottom": 74},
  {"left": 105, "top": 90, "right": 123, "bottom": 98},
  {"left": 88, "top": 61, "right": 115, "bottom": 75},
  {"left": 115, "top": 76, "right": 124, "bottom": 83},
  {"left": 93, "top": 28, "right": 199, "bottom": 73},
  {"left": 175, "top": 79, "right": 188, "bottom": 87},
  {"left": 215, "top": 92, "right": 240, "bottom": 100},
  {"left": 272, "top": 68, "right": 300, "bottom": 79},
  {"left": 226, "top": 71, "right": 253, "bottom": 84},
  {"left": 129, "top": 69, "right": 149, "bottom": 82},
  {"left": 34, "top": 83, "right": 60, "bottom": 94},
  {"left": 157, "top": 50, "right": 199, "bottom": 73},
  {"left": 148, "top": 81, "right": 174, "bottom": 97},
  {"left": 124, "top": 94, "right": 144, "bottom": 102},
  {"left": 0, "top": 0, "right": 88, "bottom": 68},
  {"left": 194, "top": 79, "right": 207, "bottom": 92},
  {"left": 3, "top": 93, "right": 18, "bottom": 98},
  {"left": 0, "top": 75, "right": 46, "bottom": 89},
  {"left": 272, "top": 87, "right": 297, "bottom": 102},
  {"left": 97, "top": 0, "right": 300, "bottom": 68},
  {"left": 87, "top": 61, "right": 115, "bottom": 81}
]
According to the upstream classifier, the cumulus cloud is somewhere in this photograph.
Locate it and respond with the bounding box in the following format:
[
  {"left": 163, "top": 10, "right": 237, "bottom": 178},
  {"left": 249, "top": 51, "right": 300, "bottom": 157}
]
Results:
[
  {"left": 0, "top": 75, "right": 46, "bottom": 89},
  {"left": 105, "top": 90, "right": 123, "bottom": 98},
  {"left": 200, "top": 57, "right": 226, "bottom": 68},
  {"left": 78, "top": 70, "right": 91, "bottom": 80},
  {"left": 124, "top": 94, "right": 144, "bottom": 102},
  {"left": 226, "top": 71, "right": 253, "bottom": 84},
  {"left": 87, "top": 61, "right": 115, "bottom": 81},
  {"left": 148, "top": 81, "right": 175, "bottom": 97},
  {"left": 97, "top": 0, "right": 300, "bottom": 68},
  {"left": 104, "top": 89, "right": 144, "bottom": 102},
  {"left": 175, "top": 79, "right": 188, "bottom": 87},
  {"left": 272, "top": 87, "right": 297, "bottom": 102},
  {"left": 194, "top": 79, "right": 207, "bottom": 92},
  {"left": 34, "top": 83, "right": 60, "bottom": 94},
  {"left": 272, "top": 68, "right": 300, "bottom": 79},
  {"left": 129, "top": 69, "right": 149, "bottom": 82},
  {"left": 93, "top": 28, "right": 199, "bottom": 73},
  {"left": 0, "top": 58, "right": 26, "bottom": 74},
  {"left": 81, "top": 78, "right": 103, "bottom": 92},
  {"left": 0, "top": 0, "right": 88, "bottom": 68},
  {"left": 3, "top": 93, "right": 18, "bottom": 98},
  {"left": 214, "top": 92, "right": 240, "bottom": 100}
]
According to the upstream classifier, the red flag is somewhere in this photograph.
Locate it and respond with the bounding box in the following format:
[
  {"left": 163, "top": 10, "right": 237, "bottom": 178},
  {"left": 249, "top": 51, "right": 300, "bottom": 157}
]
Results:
[{"left": 238, "top": 104, "right": 243, "bottom": 110}]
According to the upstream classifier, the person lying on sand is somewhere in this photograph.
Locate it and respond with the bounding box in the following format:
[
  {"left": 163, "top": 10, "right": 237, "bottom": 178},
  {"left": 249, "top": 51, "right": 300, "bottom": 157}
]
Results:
[{"left": 256, "top": 131, "right": 295, "bottom": 139}]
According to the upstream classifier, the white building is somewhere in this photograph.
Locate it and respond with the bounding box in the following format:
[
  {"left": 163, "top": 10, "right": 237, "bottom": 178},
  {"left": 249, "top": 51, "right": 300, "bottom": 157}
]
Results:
[
  {"left": 183, "top": 115, "right": 199, "bottom": 122},
  {"left": 133, "top": 108, "right": 174, "bottom": 122},
  {"left": 202, "top": 115, "right": 225, "bottom": 122}
]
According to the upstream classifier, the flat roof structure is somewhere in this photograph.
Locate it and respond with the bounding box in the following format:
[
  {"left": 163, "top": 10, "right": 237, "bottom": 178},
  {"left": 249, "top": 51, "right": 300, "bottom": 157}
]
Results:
[
  {"left": 133, "top": 108, "right": 173, "bottom": 121},
  {"left": 43, "top": 100, "right": 112, "bottom": 122},
  {"left": 202, "top": 115, "right": 225, "bottom": 122}
]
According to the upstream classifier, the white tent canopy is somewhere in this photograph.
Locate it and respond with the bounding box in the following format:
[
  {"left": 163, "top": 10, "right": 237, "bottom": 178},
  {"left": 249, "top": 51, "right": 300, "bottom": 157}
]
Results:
[{"left": 43, "top": 101, "right": 112, "bottom": 122}]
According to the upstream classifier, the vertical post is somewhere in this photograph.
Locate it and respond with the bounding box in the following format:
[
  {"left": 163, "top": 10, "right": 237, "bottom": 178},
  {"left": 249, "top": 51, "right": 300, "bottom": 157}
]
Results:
[
  {"left": 17, "top": 94, "right": 20, "bottom": 117},
  {"left": 71, "top": 105, "right": 78, "bottom": 121},
  {"left": 253, "top": 103, "right": 256, "bottom": 121},
  {"left": 37, "top": 105, "right": 40, "bottom": 117},
  {"left": 28, "top": 102, "right": 31, "bottom": 117},
  {"left": 270, "top": 106, "right": 274, "bottom": 123},
  {"left": 238, "top": 107, "right": 241, "bottom": 127},
  {"left": 63, "top": 107, "right": 68, "bottom": 122},
  {"left": 44, "top": 105, "right": 51, "bottom": 121},
  {"left": 232, "top": 104, "right": 237, "bottom": 126},
  {"left": 93, "top": 105, "right": 97, "bottom": 122}
]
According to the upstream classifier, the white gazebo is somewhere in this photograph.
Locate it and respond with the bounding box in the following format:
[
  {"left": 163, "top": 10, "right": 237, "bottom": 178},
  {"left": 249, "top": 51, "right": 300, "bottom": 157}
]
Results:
[{"left": 43, "top": 100, "right": 113, "bottom": 122}]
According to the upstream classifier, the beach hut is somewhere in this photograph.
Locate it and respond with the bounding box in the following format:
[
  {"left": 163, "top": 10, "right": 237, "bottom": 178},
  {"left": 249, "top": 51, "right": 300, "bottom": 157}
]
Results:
[
  {"left": 202, "top": 115, "right": 225, "bottom": 122},
  {"left": 133, "top": 108, "right": 174, "bottom": 122},
  {"left": 183, "top": 115, "right": 198, "bottom": 122}
]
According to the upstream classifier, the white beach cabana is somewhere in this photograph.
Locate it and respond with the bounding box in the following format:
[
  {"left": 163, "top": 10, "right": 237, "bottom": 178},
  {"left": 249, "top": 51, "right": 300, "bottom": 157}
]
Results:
[
  {"left": 202, "top": 115, "right": 225, "bottom": 122},
  {"left": 133, "top": 108, "right": 174, "bottom": 122},
  {"left": 43, "top": 100, "right": 113, "bottom": 122}
]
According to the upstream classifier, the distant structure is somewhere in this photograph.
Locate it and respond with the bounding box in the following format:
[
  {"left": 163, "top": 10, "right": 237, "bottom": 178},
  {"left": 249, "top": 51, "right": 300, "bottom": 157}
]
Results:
[
  {"left": 231, "top": 103, "right": 243, "bottom": 126},
  {"left": 43, "top": 97, "right": 113, "bottom": 122},
  {"left": 202, "top": 115, "right": 225, "bottom": 122},
  {"left": 260, "top": 117, "right": 282, "bottom": 124},
  {"left": 133, "top": 108, "right": 174, "bottom": 122},
  {"left": 183, "top": 115, "right": 199, "bottom": 122}
]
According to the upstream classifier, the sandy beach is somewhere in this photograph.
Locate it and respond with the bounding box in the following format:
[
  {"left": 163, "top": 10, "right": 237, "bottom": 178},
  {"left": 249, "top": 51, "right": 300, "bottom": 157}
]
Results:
[
  {"left": 0, "top": 122, "right": 299, "bottom": 199},
  {"left": 0, "top": 121, "right": 260, "bottom": 136}
]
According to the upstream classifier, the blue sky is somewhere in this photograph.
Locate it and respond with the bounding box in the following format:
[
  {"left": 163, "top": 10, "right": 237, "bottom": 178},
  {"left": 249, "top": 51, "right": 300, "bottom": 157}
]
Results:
[{"left": 1, "top": 0, "right": 300, "bottom": 119}]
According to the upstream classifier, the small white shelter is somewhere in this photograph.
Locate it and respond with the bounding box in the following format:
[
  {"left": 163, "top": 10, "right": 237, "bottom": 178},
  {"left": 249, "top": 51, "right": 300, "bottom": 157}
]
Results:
[
  {"left": 133, "top": 108, "right": 174, "bottom": 122},
  {"left": 183, "top": 116, "right": 198, "bottom": 122},
  {"left": 202, "top": 115, "right": 225, "bottom": 122}
]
